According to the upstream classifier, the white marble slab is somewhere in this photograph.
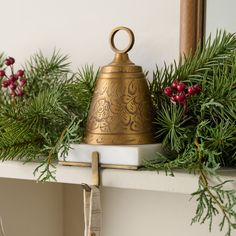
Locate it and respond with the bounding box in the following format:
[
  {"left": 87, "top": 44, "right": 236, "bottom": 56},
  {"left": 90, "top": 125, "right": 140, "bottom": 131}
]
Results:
[{"left": 58, "top": 143, "right": 162, "bottom": 166}]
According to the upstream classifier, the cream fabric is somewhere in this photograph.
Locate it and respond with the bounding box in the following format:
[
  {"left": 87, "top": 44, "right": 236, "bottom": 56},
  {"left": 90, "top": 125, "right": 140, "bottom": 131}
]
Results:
[{"left": 83, "top": 186, "right": 102, "bottom": 236}]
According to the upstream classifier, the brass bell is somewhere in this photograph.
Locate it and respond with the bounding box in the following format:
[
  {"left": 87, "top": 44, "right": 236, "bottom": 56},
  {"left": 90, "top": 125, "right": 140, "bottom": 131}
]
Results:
[{"left": 84, "top": 26, "right": 155, "bottom": 145}]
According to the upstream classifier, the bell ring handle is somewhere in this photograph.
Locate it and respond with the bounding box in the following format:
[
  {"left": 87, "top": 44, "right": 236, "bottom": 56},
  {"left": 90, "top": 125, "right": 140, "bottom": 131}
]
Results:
[{"left": 109, "top": 26, "right": 135, "bottom": 54}]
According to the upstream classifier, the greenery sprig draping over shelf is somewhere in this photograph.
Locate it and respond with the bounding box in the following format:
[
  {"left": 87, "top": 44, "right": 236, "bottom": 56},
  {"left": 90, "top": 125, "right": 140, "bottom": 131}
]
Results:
[
  {"left": 145, "top": 31, "right": 236, "bottom": 236},
  {"left": 0, "top": 31, "right": 236, "bottom": 235}
]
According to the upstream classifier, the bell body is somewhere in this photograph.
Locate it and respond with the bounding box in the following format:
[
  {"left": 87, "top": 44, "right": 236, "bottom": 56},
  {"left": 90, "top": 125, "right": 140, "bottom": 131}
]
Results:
[{"left": 84, "top": 53, "right": 155, "bottom": 145}]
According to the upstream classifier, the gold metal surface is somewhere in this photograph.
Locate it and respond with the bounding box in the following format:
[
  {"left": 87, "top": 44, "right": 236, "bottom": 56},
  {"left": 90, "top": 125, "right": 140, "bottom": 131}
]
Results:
[
  {"left": 92, "top": 152, "right": 100, "bottom": 186},
  {"left": 81, "top": 152, "right": 100, "bottom": 190},
  {"left": 109, "top": 26, "right": 135, "bottom": 53},
  {"left": 59, "top": 161, "right": 138, "bottom": 170},
  {"left": 84, "top": 26, "right": 155, "bottom": 144},
  {"left": 81, "top": 183, "right": 91, "bottom": 192}
]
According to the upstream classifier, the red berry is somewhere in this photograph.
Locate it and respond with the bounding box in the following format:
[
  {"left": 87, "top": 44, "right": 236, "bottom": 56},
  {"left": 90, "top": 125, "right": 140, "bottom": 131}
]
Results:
[
  {"left": 17, "top": 69, "right": 24, "bottom": 77},
  {"left": 9, "top": 83, "right": 17, "bottom": 90},
  {"left": 194, "top": 84, "right": 201, "bottom": 94},
  {"left": 1, "top": 80, "right": 10, "bottom": 88},
  {"left": 164, "top": 86, "right": 173, "bottom": 97},
  {"left": 5, "top": 57, "right": 15, "bottom": 66},
  {"left": 172, "top": 80, "right": 178, "bottom": 89},
  {"left": 9, "top": 74, "right": 18, "bottom": 82},
  {"left": 8, "top": 57, "right": 15, "bottom": 65},
  {"left": 20, "top": 79, "right": 26, "bottom": 87},
  {"left": 176, "top": 93, "right": 186, "bottom": 103},
  {"left": 5, "top": 59, "right": 11, "bottom": 66},
  {"left": 0, "top": 70, "right": 5, "bottom": 77},
  {"left": 17, "top": 89, "right": 23, "bottom": 97},
  {"left": 171, "top": 95, "right": 177, "bottom": 103},
  {"left": 188, "top": 86, "right": 196, "bottom": 95},
  {"left": 176, "top": 82, "right": 185, "bottom": 92}
]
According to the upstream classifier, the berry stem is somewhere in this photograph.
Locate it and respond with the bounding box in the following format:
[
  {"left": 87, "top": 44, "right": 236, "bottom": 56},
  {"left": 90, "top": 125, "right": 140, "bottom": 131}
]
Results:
[
  {"left": 10, "top": 65, "right": 14, "bottom": 75},
  {"left": 184, "top": 100, "right": 187, "bottom": 114},
  {"left": 4, "top": 74, "right": 10, "bottom": 80}
]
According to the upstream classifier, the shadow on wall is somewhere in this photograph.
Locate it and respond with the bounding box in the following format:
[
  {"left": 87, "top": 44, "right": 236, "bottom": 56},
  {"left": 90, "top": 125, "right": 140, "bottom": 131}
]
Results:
[{"left": 0, "top": 217, "right": 6, "bottom": 236}]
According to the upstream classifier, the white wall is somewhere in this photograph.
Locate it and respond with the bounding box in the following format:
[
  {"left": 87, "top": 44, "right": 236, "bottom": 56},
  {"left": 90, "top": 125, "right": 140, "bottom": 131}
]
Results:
[
  {"left": 206, "top": 0, "right": 236, "bottom": 37},
  {"left": 60, "top": 186, "right": 223, "bottom": 236},
  {"left": 0, "top": 179, "right": 63, "bottom": 236},
  {"left": 63, "top": 185, "right": 84, "bottom": 236},
  {"left": 0, "top": 0, "right": 179, "bottom": 75},
  {"left": 101, "top": 187, "right": 224, "bottom": 236}
]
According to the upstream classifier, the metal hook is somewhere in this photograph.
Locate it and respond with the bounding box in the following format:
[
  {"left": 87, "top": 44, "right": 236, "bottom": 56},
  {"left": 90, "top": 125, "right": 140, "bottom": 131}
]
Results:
[
  {"left": 81, "top": 151, "right": 100, "bottom": 191},
  {"left": 81, "top": 183, "right": 91, "bottom": 192},
  {"left": 91, "top": 151, "right": 100, "bottom": 187}
]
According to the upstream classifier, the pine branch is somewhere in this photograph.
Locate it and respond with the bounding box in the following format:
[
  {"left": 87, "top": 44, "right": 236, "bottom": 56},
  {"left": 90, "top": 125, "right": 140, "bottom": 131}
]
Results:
[
  {"left": 0, "top": 140, "right": 42, "bottom": 161},
  {"left": 155, "top": 104, "right": 191, "bottom": 152},
  {"left": 23, "top": 50, "right": 71, "bottom": 97},
  {"left": 66, "top": 65, "right": 98, "bottom": 111},
  {"left": 0, "top": 53, "right": 5, "bottom": 67},
  {"left": 179, "top": 31, "right": 236, "bottom": 80},
  {"left": 150, "top": 31, "right": 236, "bottom": 110}
]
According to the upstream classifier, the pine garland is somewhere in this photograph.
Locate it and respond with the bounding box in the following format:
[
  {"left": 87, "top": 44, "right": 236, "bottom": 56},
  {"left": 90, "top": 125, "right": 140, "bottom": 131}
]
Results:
[
  {"left": 145, "top": 31, "right": 236, "bottom": 236},
  {"left": 0, "top": 51, "right": 97, "bottom": 181}
]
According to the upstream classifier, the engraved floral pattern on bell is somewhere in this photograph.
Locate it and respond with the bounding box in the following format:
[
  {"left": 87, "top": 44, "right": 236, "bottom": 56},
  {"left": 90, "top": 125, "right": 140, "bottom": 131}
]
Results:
[{"left": 85, "top": 77, "right": 155, "bottom": 144}]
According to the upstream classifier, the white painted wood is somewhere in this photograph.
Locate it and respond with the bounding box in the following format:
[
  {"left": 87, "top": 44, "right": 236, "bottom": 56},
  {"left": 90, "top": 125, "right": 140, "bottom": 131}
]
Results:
[{"left": 0, "top": 161, "right": 235, "bottom": 194}]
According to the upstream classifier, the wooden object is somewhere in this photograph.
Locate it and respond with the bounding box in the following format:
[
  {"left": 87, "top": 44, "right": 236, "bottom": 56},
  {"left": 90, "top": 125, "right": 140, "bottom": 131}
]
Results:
[
  {"left": 180, "top": 0, "right": 205, "bottom": 56},
  {"left": 0, "top": 161, "right": 236, "bottom": 194}
]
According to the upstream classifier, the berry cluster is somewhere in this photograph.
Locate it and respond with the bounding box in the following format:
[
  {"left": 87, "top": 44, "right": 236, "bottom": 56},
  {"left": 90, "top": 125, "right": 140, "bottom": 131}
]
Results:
[
  {"left": 164, "top": 80, "right": 201, "bottom": 112},
  {"left": 0, "top": 57, "right": 26, "bottom": 97}
]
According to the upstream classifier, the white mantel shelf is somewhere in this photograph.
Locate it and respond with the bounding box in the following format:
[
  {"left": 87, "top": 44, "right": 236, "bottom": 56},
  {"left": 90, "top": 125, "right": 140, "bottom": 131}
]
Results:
[{"left": 0, "top": 161, "right": 236, "bottom": 194}]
